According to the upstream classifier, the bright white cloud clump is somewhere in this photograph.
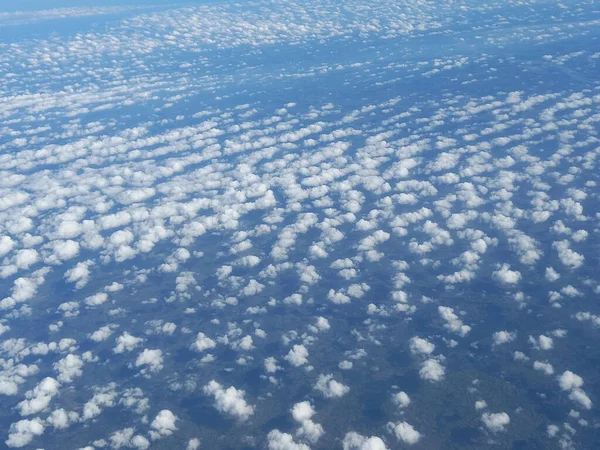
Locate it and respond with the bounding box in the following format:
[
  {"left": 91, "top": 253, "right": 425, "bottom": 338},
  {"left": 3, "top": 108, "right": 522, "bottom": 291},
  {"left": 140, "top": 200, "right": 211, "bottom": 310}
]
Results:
[{"left": 203, "top": 381, "right": 254, "bottom": 421}]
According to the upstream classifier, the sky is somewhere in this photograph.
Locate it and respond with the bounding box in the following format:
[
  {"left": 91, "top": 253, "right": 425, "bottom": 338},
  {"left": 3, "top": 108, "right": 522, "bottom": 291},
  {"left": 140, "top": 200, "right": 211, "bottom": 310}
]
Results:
[{"left": 0, "top": 0, "right": 599, "bottom": 449}]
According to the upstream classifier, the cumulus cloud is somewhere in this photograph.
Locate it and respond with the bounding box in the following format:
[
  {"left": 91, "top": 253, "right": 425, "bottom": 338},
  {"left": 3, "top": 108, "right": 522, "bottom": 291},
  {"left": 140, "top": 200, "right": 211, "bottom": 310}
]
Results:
[
  {"left": 114, "top": 332, "right": 143, "bottom": 353},
  {"left": 493, "top": 264, "right": 521, "bottom": 284},
  {"left": 192, "top": 332, "right": 217, "bottom": 352},
  {"left": 314, "top": 374, "right": 349, "bottom": 398},
  {"left": 419, "top": 358, "right": 445, "bottom": 382},
  {"left": 481, "top": 412, "right": 510, "bottom": 432},
  {"left": 150, "top": 409, "right": 178, "bottom": 439},
  {"left": 389, "top": 421, "right": 421, "bottom": 445},
  {"left": 438, "top": 306, "right": 471, "bottom": 336},
  {"left": 17, "top": 377, "right": 60, "bottom": 416},
  {"left": 343, "top": 431, "right": 388, "bottom": 450},
  {"left": 392, "top": 391, "right": 411, "bottom": 408},
  {"left": 492, "top": 331, "right": 516, "bottom": 346},
  {"left": 285, "top": 345, "right": 309, "bottom": 367},
  {"left": 89, "top": 325, "right": 116, "bottom": 342},
  {"left": 203, "top": 380, "right": 254, "bottom": 421},
  {"left": 409, "top": 336, "right": 435, "bottom": 355},
  {"left": 54, "top": 354, "right": 84, "bottom": 383},
  {"left": 6, "top": 418, "right": 44, "bottom": 448},
  {"left": 291, "top": 401, "right": 323, "bottom": 443},
  {"left": 135, "top": 349, "right": 164, "bottom": 372},
  {"left": 558, "top": 371, "right": 584, "bottom": 391},
  {"left": 267, "top": 430, "right": 310, "bottom": 450}
]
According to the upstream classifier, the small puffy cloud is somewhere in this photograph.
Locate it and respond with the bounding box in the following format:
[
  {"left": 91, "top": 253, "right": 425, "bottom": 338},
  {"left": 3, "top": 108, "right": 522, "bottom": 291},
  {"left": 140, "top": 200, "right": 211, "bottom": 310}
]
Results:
[
  {"left": 314, "top": 374, "right": 349, "bottom": 398},
  {"left": 135, "top": 349, "right": 164, "bottom": 372},
  {"left": 187, "top": 438, "right": 201, "bottom": 450},
  {"left": 493, "top": 264, "right": 521, "bottom": 284},
  {"left": 438, "top": 306, "right": 470, "bottom": 336},
  {"left": 203, "top": 380, "right": 254, "bottom": 421},
  {"left": 291, "top": 401, "right": 323, "bottom": 443},
  {"left": 529, "top": 335, "right": 553, "bottom": 350},
  {"left": 114, "top": 332, "right": 143, "bottom": 353},
  {"left": 533, "top": 361, "right": 554, "bottom": 376},
  {"left": 0, "top": 236, "right": 16, "bottom": 258},
  {"left": 242, "top": 279, "right": 265, "bottom": 296},
  {"left": 481, "top": 412, "right": 510, "bottom": 432},
  {"left": 264, "top": 357, "right": 280, "bottom": 373},
  {"left": 409, "top": 337, "right": 435, "bottom": 355},
  {"left": 89, "top": 325, "right": 116, "bottom": 342},
  {"left": 6, "top": 418, "right": 44, "bottom": 448},
  {"left": 328, "top": 288, "right": 351, "bottom": 304},
  {"left": 82, "top": 387, "right": 117, "bottom": 421},
  {"left": 285, "top": 345, "right": 309, "bottom": 367},
  {"left": 569, "top": 388, "right": 592, "bottom": 410},
  {"left": 292, "top": 401, "right": 315, "bottom": 422},
  {"left": 267, "top": 430, "right": 310, "bottom": 450},
  {"left": 17, "top": 377, "right": 60, "bottom": 416},
  {"left": 545, "top": 267, "right": 560, "bottom": 282},
  {"left": 50, "top": 239, "right": 80, "bottom": 261},
  {"left": 110, "top": 427, "right": 150, "bottom": 449},
  {"left": 392, "top": 391, "right": 410, "bottom": 408},
  {"left": 296, "top": 417, "right": 324, "bottom": 444},
  {"left": 389, "top": 421, "right": 421, "bottom": 445},
  {"left": 46, "top": 408, "right": 77, "bottom": 430},
  {"left": 419, "top": 358, "right": 445, "bottom": 382},
  {"left": 64, "top": 260, "right": 93, "bottom": 289},
  {"left": 553, "top": 240, "right": 584, "bottom": 269},
  {"left": 54, "top": 354, "right": 84, "bottom": 383},
  {"left": 314, "top": 316, "right": 330, "bottom": 332},
  {"left": 84, "top": 292, "right": 108, "bottom": 306},
  {"left": 192, "top": 332, "right": 216, "bottom": 352},
  {"left": 343, "top": 431, "right": 388, "bottom": 450},
  {"left": 492, "top": 331, "right": 516, "bottom": 346},
  {"left": 475, "top": 400, "right": 487, "bottom": 410},
  {"left": 558, "top": 371, "right": 584, "bottom": 391},
  {"left": 150, "top": 409, "right": 178, "bottom": 438}
]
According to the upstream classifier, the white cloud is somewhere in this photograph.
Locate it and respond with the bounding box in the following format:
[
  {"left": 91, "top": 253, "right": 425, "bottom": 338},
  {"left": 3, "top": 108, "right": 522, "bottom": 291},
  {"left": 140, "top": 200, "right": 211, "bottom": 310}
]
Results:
[
  {"left": 64, "top": 260, "right": 93, "bottom": 289},
  {"left": 54, "top": 354, "right": 84, "bottom": 383},
  {"left": 114, "top": 332, "right": 143, "bottom": 353},
  {"left": 475, "top": 400, "right": 487, "bottom": 410},
  {"left": 135, "top": 349, "right": 164, "bottom": 372},
  {"left": 389, "top": 421, "right": 421, "bottom": 445},
  {"left": 409, "top": 336, "right": 435, "bottom": 355},
  {"left": 481, "top": 412, "right": 510, "bottom": 432},
  {"left": 392, "top": 391, "right": 410, "bottom": 408},
  {"left": 267, "top": 430, "right": 310, "bottom": 450},
  {"left": 569, "top": 388, "right": 592, "bottom": 410},
  {"left": 492, "top": 331, "right": 516, "bottom": 346},
  {"left": 343, "top": 431, "right": 388, "bottom": 450},
  {"left": 493, "top": 264, "right": 521, "bottom": 284},
  {"left": 150, "top": 409, "right": 178, "bottom": 438},
  {"left": 17, "top": 377, "right": 60, "bottom": 416},
  {"left": 533, "top": 361, "right": 554, "bottom": 376},
  {"left": 419, "top": 358, "right": 445, "bottom": 382},
  {"left": 291, "top": 401, "right": 315, "bottom": 422},
  {"left": 291, "top": 401, "right": 323, "bottom": 443},
  {"left": 192, "top": 332, "right": 216, "bottom": 352},
  {"left": 314, "top": 374, "right": 349, "bottom": 398},
  {"left": 187, "top": 438, "right": 201, "bottom": 450},
  {"left": 558, "top": 371, "right": 584, "bottom": 391},
  {"left": 203, "top": 380, "right": 254, "bottom": 421},
  {"left": 529, "top": 335, "right": 553, "bottom": 350},
  {"left": 6, "top": 418, "right": 44, "bottom": 448},
  {"left": 89, "top": 325, "right": 116, "bottom": 342},
  {"left": 285, "top": 345, "right": 309, "bottom": 367},
  {"left": 438, "top": 306, "right": 471, "bottom": 336}
]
